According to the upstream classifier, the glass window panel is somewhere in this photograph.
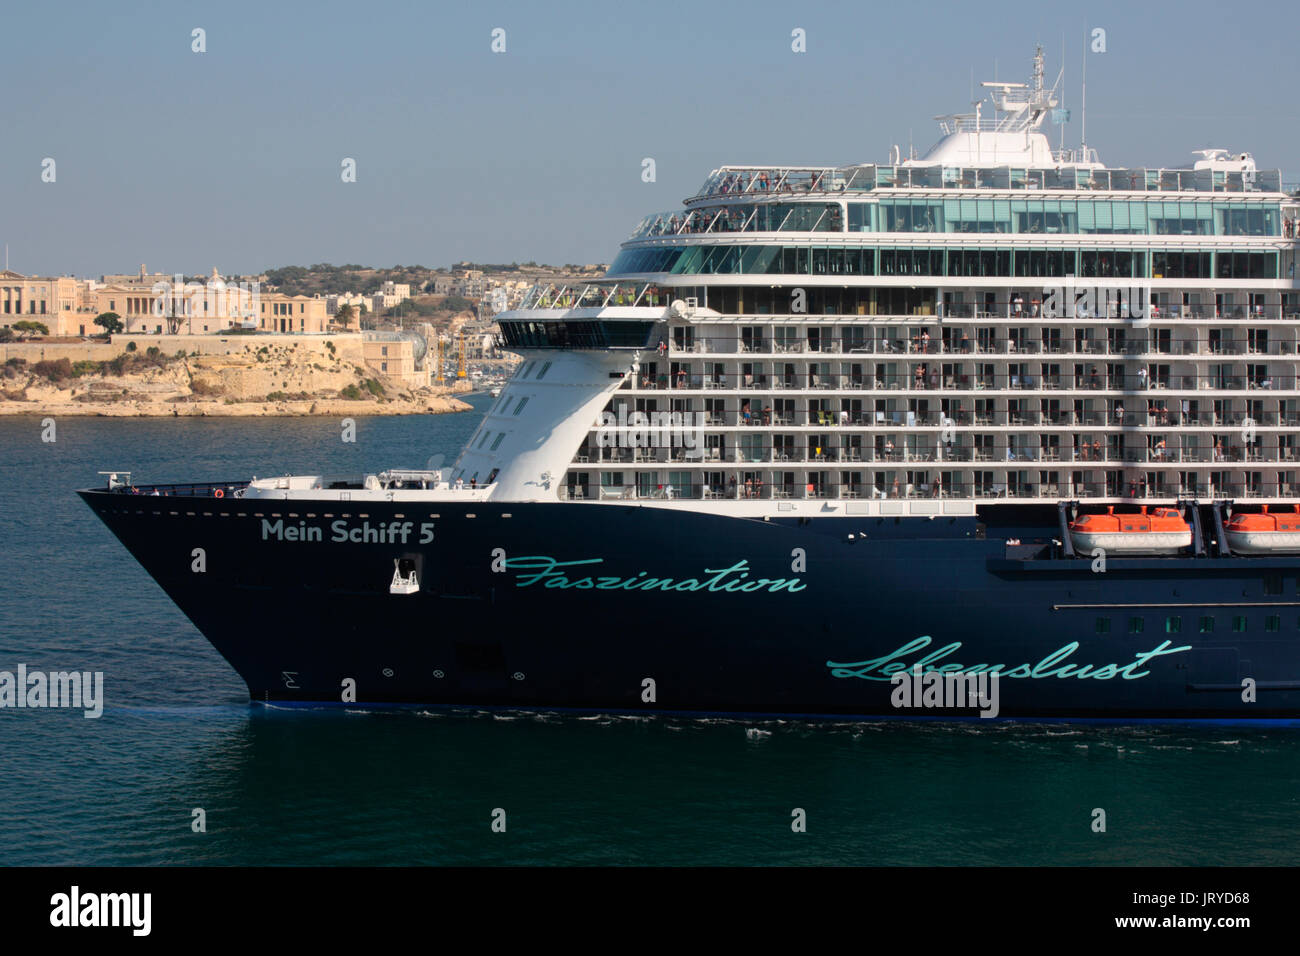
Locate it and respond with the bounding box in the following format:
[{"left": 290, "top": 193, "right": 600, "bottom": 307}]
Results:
[
  {"left": 943, "top": 199, "right": 961, "bottom": 231},
  {"left": 1058, "top": 200, "right": 1076, "bottom": 234},
  {"left": 671, "top": 246, "right": 702, "bottom": 274},
  {"left": 1078, "top": 201, "right": 1095, "bottom": 231},
  {"left": 993, "top": 200, "right": 1010, "bottom": 233},
  {"left": 959, "top": 199, "right": 977, "bottom": 232}
]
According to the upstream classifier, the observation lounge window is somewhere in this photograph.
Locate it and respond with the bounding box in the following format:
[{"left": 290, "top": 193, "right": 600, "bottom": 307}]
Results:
[
  {"left": 498, "top": 322, "right": 655, "bottom": 350},
  {"left": 1216, "top": 252, "right": 1277, "bottom": 279},
  {"left": 1217, "top": 204, "right": 1278, "bottom": 236}
]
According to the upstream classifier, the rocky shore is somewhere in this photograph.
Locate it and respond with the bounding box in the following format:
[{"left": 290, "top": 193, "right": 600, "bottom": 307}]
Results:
[
  {"left": 0, "top": 341, "right": 473, "bottom": 417},
  {"left": 0, "top": 394, "right": 472, "bottom": 417}
]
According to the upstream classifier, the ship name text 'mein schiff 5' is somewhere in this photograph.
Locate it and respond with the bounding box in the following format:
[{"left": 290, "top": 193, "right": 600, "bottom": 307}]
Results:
[{"left": 83, "top": 49, "right": 1300, "bottom": 720}]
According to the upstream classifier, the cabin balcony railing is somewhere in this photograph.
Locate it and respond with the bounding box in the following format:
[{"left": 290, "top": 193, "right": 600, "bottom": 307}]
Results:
[
  {"left": 580, "top": 436, "right": 1300, "bottom": 468},
  {"left": 603, "top": 409, "right": 1298, "bottom": 433},
  {"left": 660, "top": 340, "right": 1300, "bottom": 362},
  {"left": 636, "top": 371, "right": 1300, "bottom": 391},
  {"left": 649, "top": 308, "right": 1300, "bottom": 328},
  {"left": 561, "top": 478, "right": 1300, "bottom": 503},
  {"left": 581, "top": 445, "right": 1300, "bottom": 467}
]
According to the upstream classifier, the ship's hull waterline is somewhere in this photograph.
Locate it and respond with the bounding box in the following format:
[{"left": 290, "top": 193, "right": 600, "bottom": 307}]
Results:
[{"left": 81, "top": 488, "right": 1300, "bottom": 719}]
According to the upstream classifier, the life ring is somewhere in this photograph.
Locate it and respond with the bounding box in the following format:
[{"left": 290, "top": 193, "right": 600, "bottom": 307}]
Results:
[{"left": 214, "top": 488, "right": 224, "bottom": 498}]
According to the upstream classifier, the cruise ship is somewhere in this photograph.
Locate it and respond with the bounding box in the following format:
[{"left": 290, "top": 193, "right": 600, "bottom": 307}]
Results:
[{"left": 82, "top": 50, "right": 1300, "bottom": 718}]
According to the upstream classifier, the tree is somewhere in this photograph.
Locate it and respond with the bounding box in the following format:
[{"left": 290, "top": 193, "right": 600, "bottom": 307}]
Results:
[
  {"left": 162, "top": 296, "right": 182, "bottom": 335},
  {"left": 94, "top": 312, "right": 123, "bottom": 335},
  {"left": 11, "top": 320, "right": 50, "bottom": 338},
  {"left": 334, "top": 304, "right": 356, "bottom": 328}
]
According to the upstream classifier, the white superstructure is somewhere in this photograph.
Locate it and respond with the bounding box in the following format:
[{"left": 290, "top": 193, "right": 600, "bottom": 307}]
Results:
[
  {"left": 256, "top": 48, "right": 1296, "bottom": 514},
  {"left": 444, "top": 47, "right": 1300, "bottom": 511}
]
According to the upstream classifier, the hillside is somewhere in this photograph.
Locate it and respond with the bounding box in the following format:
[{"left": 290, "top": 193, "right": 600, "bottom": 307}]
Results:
[
  {"left": 262, "top": 261, "right": 608, "bottom": 297},
  {"left": 0, "top": 344, "right": 470, "bottom": 417}
]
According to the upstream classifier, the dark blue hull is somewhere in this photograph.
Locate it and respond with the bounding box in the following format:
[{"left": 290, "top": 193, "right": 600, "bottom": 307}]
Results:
[{"left": 79, "top": 488, "right": 1300, "bottom": 718}]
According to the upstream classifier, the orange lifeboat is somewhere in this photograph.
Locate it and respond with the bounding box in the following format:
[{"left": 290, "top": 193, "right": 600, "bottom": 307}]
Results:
[
  {"left": 1068, "top": 506, "right": 1192, "bottom": 555},
  {"left": 1225, "top": 505, "right": 1300, "bottom": 554}
]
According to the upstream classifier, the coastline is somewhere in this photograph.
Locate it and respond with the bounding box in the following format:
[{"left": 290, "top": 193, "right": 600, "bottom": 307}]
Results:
[{"left": 0, "top": 394, "right": 473, "bottom": 417}]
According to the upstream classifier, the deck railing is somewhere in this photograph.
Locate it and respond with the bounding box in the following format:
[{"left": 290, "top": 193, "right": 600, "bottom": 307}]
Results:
[{"left": 105, "top": 480, "right": 251, "bottom": 498}]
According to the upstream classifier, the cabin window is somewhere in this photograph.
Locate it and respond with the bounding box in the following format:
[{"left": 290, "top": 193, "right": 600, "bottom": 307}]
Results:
[
  {"left": 1165, "top": 616, "right": 1181, "bottom": 634},
  {"left": 537, "top": 361, "right": 553, "bottom": 380},
  {"left": 1232, "top": 615, "right": 1248, "bottom": 632},
  {"left": 489, "top": 433, "right": 506, "bottom": 451},
  {"left": 1127, "top": 616, "right": 1144, "bottom": 634},
  {"left": 513, "top": 397, "right": 529, "bottom": 416},
  {"left": 1266, "top": 615, "right": 1281, "bottom": 632},
  {"left": 1199, "top": 616, "right": 1215, "bottom": 633},
  {"left": 1094, "top": 617, "right": 1111, "bottom": 634},
  {"left": 1264, "top": 573, "right": 1282, "bottom": 595}
]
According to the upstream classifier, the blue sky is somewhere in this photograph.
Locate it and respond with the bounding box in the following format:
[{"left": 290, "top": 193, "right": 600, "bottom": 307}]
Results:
[{"left": 2, "top": 0, "right": 1297, "bottom": 278}]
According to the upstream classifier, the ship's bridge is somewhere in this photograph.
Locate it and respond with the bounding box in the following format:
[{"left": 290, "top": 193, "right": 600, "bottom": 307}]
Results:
[
  {"left": 460, "top": 281, "right": 722, "bottom": 500},
  {"left": 497, "top": 280, "right": 682, "bottom": 351}
]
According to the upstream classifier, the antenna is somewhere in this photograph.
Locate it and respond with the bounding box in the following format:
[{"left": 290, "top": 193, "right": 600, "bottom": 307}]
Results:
[
  {"left": 1080, "top": 26, "right": 1088, "bottom": 157},
  {"left": 1059, "top": 34, "right": 1066, "bottom": 154}
]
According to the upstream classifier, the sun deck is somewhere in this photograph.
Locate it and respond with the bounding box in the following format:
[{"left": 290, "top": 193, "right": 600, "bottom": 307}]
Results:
[{"left": 688, "top": 163, "right": 1289, "bottom": 205}]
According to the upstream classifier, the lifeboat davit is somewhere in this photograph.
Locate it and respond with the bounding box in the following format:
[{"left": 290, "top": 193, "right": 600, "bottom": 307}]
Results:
[
  {"left": 1068, "top": 506, "right": 1192, "bottom": 555},
  {"left": 1225, "top": 505, "right": 1300, "bottom": 554}
]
